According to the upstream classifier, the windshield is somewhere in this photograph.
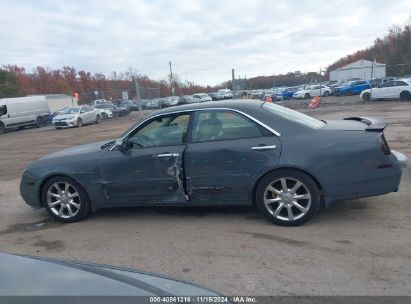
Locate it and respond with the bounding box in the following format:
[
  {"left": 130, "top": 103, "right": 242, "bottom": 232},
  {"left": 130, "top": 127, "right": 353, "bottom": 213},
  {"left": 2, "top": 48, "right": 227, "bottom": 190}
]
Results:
[
  {"left": 262, "top": 102, "right": 325, "bottom": 129},
  {"left": 60, "top": 107, "right": 80, "bottom": 114}
]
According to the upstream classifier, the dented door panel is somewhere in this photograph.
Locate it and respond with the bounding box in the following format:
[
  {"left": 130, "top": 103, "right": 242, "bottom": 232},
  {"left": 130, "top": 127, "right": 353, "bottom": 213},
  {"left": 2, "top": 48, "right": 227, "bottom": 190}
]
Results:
[
  {"left": 184, "top": 137, "right": 282, "bottom": 203},
  {"left": 98, "top": 145, "right": 187, "bottom": 205}
]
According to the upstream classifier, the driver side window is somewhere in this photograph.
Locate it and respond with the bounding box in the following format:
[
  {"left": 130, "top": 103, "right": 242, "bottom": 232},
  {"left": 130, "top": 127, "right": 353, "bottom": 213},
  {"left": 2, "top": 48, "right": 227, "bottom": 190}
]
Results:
[{"left": 126, "top": 113, "right": 191, "bottom": 149}]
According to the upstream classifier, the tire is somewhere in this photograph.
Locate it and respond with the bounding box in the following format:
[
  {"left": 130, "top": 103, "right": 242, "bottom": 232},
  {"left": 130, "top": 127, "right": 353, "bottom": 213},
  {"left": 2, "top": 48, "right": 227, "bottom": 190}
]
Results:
[
  {"left": 101, "top": 113, "right": 108, "bottom": 120},
  {"left": 400, "top": 91, "right": 411, "bottom": 101},
  {"left": 56, "top": 127, "right": 62, "bottom": 130},
  {"left": 0, "top": 123, "right": 4, "bottom": 134},
  {"left": 323, "top": 91, "right": 329, "bottom": 97},
  {"left": 362, "top": 92, "right": 371, "bottom": 102},
  {"left": 41, "top": 176, "right": 91, "bottom": 223},
  {"left": 77, "top": 118, "right": 83, "bottom": 127},
  {"left": 35, "top": 117, "right": 44, "bottom": 128},
  {"left": 255, "top": 169, "right": 320, "bottom": 226},
  {"left": 304, "top": 93, "right": 310, "bottom": 99},
  {"left": 95, "top": 115, "right": 100, "bottom": 124},
  {"left": 18, "top": 126, "right": 25, "bottom": 130}
]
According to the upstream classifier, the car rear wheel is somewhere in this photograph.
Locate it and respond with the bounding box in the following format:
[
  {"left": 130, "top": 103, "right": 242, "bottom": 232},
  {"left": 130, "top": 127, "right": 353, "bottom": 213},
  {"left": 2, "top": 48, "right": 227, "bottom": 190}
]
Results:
[
  {"left": 42, "top": 176, "right": 90, "bottom": 223},
  {"left": 77, "top": 118, "right": 83, "bottom": 127},
  {"left": 400, "top": 91, "right": 411, "bottom": 101},
  {"left": 304, "top": 93, "right": 310, "bottom": 99},
  {"left": 362, "top": 92, "right": 371, "bottom": 102},
  {"left": 256, "top": 169, "right": 320, "bottom": 226},
  {"left": 324, "top": 91, "right": 329, "bottom": 96},
  {"left": 95, "top": 115, "right": 100, "bottom": 124}
]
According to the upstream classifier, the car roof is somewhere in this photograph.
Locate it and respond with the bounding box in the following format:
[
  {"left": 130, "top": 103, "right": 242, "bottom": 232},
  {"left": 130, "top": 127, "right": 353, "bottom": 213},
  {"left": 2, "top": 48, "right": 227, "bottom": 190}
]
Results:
[{"left": 148, "top": 99, "right": 264, "bottom": 117}]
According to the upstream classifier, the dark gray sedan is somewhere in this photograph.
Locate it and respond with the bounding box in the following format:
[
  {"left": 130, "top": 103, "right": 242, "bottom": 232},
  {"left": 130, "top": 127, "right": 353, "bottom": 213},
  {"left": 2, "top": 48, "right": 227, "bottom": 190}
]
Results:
[{"left": 20, "top": 100, "right": 407, "bottom": 226}]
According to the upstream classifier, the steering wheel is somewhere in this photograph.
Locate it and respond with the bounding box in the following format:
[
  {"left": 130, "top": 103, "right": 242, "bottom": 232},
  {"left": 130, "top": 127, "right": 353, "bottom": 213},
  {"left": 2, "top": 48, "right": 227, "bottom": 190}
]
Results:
[{"left": 128, "top": 134, "right": 156, "bottom": 148}]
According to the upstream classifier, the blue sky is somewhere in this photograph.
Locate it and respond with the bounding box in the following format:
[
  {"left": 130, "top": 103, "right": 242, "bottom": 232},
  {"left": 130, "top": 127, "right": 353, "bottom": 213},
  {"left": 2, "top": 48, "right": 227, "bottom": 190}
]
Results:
[{"left": 0, "top": 0, "right": 410, "bottom": 85}]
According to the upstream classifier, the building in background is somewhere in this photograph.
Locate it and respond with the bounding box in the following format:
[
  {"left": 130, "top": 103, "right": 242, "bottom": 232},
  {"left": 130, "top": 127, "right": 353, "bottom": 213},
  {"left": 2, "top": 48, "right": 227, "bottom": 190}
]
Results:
[{"left": 329, "top": 59, "right": 386, "bottom": 81}]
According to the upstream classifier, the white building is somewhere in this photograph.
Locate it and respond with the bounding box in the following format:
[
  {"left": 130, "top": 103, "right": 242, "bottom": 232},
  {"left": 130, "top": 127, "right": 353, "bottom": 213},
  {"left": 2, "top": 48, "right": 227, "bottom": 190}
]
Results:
[{"left": 329, "top": 59, "right": 386, "bottom": 81}]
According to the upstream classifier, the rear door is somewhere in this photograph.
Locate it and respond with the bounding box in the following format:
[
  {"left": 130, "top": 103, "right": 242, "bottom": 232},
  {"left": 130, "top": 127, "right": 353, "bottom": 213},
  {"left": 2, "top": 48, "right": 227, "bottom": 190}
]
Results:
[{"left": 184, "top": 110, "right": 281, "bottom": 204}]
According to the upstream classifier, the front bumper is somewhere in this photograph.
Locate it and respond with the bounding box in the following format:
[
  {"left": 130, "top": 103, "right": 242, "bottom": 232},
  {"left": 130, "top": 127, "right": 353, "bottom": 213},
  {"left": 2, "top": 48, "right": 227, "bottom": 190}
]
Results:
[
  {"left": 392, "top": 150, "right": 408, "bottom": 168},
  {"left": 53, "top": 120, "right": 77, "bottom": 127},
  {"left": 20, "top": 170, "right": 42, "bottom": 208}
]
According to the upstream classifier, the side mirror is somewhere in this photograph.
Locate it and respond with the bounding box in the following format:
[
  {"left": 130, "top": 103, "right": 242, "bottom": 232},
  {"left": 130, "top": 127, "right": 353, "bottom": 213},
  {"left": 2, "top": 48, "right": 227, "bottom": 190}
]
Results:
[{"left": 115, "top": 138, "right": 127, "bottom": 152}]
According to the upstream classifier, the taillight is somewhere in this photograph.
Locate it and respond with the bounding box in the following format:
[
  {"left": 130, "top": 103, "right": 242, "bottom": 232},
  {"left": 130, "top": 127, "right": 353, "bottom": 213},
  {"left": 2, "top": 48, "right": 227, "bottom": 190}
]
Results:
[{"left": 380, "top": 133, "right": 391, "bottom": 155}]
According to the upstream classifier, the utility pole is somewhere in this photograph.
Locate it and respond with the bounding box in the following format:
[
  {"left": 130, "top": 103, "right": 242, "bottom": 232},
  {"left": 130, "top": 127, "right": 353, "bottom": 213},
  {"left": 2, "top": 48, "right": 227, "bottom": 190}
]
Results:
[
  {"left": 133, "top": 75, "right": 142, "bottom": 117},
  {"left": 369, "top": 59, "right": 375, "bottom": 103},
  {"left": 231, "top": 69, "right": 236, "bottom": 97},
  {"left": 169, "top": 61, "right": 174, "bottom": 96},
  {"left": 319, "top": 67, "right": 322, "bottom": 97}
]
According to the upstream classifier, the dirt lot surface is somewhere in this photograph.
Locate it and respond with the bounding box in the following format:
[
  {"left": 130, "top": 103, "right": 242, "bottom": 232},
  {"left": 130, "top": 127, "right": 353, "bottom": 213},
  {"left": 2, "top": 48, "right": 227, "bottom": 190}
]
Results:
[{"left": 0, "top": 96, "right": 410, "bottom": 296}]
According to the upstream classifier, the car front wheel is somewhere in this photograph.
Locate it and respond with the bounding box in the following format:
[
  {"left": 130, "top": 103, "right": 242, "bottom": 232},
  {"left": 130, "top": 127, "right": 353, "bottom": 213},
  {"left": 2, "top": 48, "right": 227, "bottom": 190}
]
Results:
[
  {"left": 42, "top": 176, "right": 90, "bottom": 223},
  {"left": 256, "top": 169, "right": 320, "bottom": 226}
]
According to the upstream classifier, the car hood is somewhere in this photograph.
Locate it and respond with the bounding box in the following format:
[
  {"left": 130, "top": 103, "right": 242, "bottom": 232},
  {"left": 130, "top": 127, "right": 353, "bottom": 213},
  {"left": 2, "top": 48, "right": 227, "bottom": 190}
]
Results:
[
  {"left": 54, "top": 113, "right": 78, "bottom": 120},
  {"left": 40, "top": 140, "right": 113, "bottom": 160},
  {"left": 0, "top": 253, "right": 218, "bottom": 296}
]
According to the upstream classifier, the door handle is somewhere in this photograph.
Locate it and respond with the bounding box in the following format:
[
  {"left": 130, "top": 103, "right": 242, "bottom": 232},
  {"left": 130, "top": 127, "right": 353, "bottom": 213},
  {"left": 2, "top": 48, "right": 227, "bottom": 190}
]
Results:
[
  {"left": 251, "top": 145, "right": 277, "bottom": 151},
  {"left": 155, "top": 153, "right": 179, "bottom": 158}
]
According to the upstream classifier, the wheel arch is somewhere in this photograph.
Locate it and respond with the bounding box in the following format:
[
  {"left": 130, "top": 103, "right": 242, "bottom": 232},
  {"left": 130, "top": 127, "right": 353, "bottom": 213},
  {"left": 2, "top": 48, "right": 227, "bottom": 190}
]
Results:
[{"left": 250, "top": 166, "right": 324, "bottom": 207}]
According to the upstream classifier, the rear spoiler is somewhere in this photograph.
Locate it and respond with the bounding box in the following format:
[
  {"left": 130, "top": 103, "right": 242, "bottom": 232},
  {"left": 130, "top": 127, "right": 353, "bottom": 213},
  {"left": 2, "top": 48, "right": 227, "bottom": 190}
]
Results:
[{"left": 343, "top": 117, "right": 388, "bottom": 132}]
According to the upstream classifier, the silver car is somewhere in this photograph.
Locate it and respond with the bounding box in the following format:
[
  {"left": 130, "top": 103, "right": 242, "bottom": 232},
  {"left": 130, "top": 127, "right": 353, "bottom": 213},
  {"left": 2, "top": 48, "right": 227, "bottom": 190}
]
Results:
[{"left": 52, "top": 106, "right": 100, "bottom": 129}]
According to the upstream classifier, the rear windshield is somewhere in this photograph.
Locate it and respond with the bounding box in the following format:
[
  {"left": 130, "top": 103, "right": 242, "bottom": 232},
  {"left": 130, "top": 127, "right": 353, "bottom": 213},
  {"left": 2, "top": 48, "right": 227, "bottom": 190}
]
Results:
[{"left": 262, "top": 102, "right": 325, "bottom": 129}]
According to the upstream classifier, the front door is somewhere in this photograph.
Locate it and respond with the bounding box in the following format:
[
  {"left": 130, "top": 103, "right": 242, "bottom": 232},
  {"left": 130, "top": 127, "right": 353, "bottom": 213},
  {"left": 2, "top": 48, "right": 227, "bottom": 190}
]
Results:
[
  {"left": 99, "top": 112, "right": 192, "bottom": 205},
  {"left": 184, "top": 110, "right": 282, "bottom": 204}
]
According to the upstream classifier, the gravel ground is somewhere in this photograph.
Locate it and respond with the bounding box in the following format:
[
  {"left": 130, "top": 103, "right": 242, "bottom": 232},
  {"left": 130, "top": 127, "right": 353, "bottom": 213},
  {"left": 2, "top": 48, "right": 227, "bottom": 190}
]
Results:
[{"left": 0, "top": 96, "right": 410, "bottom": 296}]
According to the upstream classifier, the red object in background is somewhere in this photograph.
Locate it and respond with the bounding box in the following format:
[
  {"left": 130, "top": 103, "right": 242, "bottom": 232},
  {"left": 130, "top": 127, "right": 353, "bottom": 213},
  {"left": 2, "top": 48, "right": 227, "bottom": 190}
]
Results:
[
  {"left": 73, "top": 92, "right": 79, "bottom": 99},
  {"left": 308, "top": 96, "right": 321, "bottom": 108},
  {"left": 265, "top": 96, "right": 273, "bottom": 103}
]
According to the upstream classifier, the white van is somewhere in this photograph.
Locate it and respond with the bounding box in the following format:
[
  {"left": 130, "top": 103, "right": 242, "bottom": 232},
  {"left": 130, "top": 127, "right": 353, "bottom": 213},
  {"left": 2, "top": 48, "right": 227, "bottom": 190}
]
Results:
[{"left": 0, "top": 96, "right": 50, "bottom": 133}]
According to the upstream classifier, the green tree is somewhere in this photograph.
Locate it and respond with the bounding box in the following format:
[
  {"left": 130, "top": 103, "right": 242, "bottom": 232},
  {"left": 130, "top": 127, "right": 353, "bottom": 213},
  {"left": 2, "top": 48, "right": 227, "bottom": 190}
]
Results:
[{"left": 0, "top": 69, "right": 24, "bottom": 98}]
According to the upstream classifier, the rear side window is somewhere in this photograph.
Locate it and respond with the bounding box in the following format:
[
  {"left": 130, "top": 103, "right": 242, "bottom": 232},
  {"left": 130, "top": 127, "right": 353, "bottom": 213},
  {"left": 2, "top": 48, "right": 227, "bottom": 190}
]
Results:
[
  {"left": 192, "top": 110, "right": 262, "bottom": 143},
  {"left": 263, "top": 102, "right": 325, "bottom": 129}
]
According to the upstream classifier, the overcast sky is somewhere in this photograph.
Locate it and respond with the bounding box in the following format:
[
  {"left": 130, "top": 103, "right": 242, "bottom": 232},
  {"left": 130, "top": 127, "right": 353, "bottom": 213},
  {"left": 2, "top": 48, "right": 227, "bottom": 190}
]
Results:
[{"left": 0, "top": 0, "right": 410, "bottom": 85}]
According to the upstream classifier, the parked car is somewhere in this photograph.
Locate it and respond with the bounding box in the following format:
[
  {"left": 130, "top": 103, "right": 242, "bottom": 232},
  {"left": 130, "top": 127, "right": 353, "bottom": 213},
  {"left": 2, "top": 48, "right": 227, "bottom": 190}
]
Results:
[
  {"left": 279, "top": 87, "right": 300, "bottom": 99},
  {"left": 95, "top": 104, "right": 129, "bottom": 117},
  {"left": 192, "top": 93, "right": 212, "bottom": 102},
  {"left": 116, "top": 100, "right": 139, "bottom": 111},
  {"left": 309, "top": 85, "right": 331, "bottom": 97},
  {"left": 46, "top": 107, "right": 69, "bottom": 125},
  {"left": 52, "top": 106, "right": 100, "bottom": 129},
  {"left": 179, "top": 95, "right": 199, "bottom": 104},
  {"left": 251, "top": 91, "right": 264, "bottom": 99},
  {"left": 360, "top": 79, "right": 411, "bottom": 101},
  {"left": 162, "top": 96, "right": 181, "bottom": 108},
  {"left": 208, "top": 92, "right": 224, "bottom": 101},
  {"left": 141, "top": 99, "right": 160, "bottom": 110},
  {"left": 20, "top": 100, "right": 407, "bottom": 226},
  {"left": 218, "top": 89, "right": 233, "bottom": 99},
  {"left": 292, "top": 86, "right": 315, "bottom": 99},
  {"left": 0, "top": 96, "right": 49, "bottom": 133},
  {"left": 334, "top": 80, "right": 371, "bottom": 96},
  {"left": 91, "top": 99, "right": 110, "bottom": 106},
  {"left": 0, "top": 253, "right": 220, "bottom": 297}
]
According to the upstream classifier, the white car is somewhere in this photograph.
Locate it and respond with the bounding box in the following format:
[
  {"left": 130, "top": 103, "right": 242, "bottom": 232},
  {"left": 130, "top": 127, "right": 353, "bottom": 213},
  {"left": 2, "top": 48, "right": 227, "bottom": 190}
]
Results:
[
  {"left": 293, "top": 85, "right": 330, "bottom": 99},
  {"left": 360, "top": 79, "right": 411, "bottom": 101},
  {"left": 192, "top": 93, "right": 212, "bottom": 102},
  {"left": 292, "top": 86, "right": 314, "bottom": 99},
  {"left": 95, "top": 107, "right": 113, "bottom": 120},
  {"left": 52, "top": 106, "right": 100, "bottom": 129}
]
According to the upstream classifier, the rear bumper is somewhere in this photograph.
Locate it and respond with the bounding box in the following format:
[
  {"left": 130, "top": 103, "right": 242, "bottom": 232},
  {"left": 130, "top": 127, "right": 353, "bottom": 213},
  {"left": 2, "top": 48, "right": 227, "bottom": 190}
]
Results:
[{"left": 392, "top": 150, "right": 408, "bottom": 168}]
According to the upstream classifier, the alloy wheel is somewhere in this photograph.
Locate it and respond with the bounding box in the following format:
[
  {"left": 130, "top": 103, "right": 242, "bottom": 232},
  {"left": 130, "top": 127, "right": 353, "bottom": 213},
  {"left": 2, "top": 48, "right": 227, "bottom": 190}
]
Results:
[
  {"left": 263, "top": 177, "right": 312, "bottom": 222},
  {"left": 47, "top": 182, "right": 81, "bottom": 219}
]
